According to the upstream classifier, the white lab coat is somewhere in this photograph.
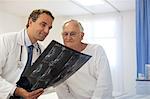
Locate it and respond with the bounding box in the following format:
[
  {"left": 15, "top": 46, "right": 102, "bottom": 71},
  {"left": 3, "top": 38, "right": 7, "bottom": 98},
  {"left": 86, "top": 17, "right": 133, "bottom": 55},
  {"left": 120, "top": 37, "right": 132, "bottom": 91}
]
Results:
[{"left": 0, "top": 29, "right": 44, "bottom": 99}]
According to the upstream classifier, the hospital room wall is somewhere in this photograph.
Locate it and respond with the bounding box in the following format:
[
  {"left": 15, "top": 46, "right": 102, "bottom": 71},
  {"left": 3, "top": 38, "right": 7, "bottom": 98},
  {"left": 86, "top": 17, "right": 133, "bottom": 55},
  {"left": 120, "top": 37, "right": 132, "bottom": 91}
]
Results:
[
  {"left": 121, "top": 11, "right": 136, "bottom": 94},
  {"left": 0, "top": 10, "right": 25, "bottom": 34},
  {"left": 0, "top": 10, "right": 136, "bottom": 95}
]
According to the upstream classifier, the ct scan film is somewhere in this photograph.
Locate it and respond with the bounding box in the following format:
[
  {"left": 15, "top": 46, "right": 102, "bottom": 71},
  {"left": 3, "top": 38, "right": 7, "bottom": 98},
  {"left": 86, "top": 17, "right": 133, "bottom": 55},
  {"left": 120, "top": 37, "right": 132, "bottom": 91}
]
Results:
[{"left": 21, "top": 40, "right": 91, "bottom": 91}]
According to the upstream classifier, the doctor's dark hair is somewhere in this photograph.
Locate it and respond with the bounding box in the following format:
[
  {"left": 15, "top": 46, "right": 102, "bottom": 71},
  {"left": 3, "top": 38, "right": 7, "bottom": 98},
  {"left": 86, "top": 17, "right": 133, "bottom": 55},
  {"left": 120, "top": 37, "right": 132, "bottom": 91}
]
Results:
[{"left": 26, "top": 9, "right": 54, "bottom": 28}]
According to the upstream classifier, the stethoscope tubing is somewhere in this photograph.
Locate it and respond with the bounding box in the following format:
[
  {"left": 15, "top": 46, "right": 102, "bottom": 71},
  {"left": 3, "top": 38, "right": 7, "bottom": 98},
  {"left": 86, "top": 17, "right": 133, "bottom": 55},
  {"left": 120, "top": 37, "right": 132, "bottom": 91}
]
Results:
[
  {"left": 19, "top": 44, "right": 41, "bottom": 62},
  {"left": 18, "top": 29, "right": 42, "bottom": 67}
]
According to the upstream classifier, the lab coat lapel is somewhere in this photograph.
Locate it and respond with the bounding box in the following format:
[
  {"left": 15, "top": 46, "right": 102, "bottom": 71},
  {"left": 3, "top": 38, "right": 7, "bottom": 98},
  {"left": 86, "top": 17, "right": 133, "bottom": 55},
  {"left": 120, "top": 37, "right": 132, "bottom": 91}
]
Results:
[{"left": 16, "top": 29, "right": 28, "bottom": 69}]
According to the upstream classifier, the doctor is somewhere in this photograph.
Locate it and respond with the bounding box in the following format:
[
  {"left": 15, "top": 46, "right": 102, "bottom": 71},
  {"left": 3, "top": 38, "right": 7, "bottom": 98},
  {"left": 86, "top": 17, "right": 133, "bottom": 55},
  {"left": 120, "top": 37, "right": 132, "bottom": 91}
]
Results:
[{"left": 0, "top": 9, "right": 54, "bottom": 99}]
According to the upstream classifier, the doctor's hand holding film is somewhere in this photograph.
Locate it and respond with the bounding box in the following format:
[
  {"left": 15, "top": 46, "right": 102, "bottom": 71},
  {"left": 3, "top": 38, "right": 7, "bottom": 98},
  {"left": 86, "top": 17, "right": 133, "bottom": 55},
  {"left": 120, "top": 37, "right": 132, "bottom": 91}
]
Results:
[{"left": 14, "top": 87, "right": 44, "bottom": 99}]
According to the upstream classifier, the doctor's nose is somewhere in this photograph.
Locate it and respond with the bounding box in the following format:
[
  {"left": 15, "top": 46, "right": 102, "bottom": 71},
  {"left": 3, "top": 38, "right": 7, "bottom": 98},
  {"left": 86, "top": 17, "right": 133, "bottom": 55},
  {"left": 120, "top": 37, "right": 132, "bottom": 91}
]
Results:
[{"left": 44, "top": 27, "right": 49, "bottom": 35}]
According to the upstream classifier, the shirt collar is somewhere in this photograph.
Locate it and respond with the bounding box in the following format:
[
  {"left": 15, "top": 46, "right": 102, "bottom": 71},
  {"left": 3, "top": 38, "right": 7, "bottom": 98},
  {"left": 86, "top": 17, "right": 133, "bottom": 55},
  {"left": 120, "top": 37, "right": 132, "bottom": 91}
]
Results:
[
  {"left": 24, "top": 29, "right": 39, "bottom": 50},
  {"left": 24, "top": 29, "right": 32, "bottom": 47}
]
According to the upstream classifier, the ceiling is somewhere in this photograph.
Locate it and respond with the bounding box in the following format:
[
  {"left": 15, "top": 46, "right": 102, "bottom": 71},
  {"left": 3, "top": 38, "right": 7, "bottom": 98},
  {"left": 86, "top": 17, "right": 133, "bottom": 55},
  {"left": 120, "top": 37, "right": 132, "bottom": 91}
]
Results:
[{"left": 0, "top": 0, "right": 135, "bottom": 17}]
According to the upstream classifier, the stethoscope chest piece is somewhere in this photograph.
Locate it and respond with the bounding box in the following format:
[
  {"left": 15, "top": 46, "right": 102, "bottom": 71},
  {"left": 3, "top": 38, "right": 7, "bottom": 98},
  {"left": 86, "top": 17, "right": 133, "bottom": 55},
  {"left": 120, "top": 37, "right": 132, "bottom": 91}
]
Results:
[{"left": 17, "top": 60, "right": 23, "bottom": 69}]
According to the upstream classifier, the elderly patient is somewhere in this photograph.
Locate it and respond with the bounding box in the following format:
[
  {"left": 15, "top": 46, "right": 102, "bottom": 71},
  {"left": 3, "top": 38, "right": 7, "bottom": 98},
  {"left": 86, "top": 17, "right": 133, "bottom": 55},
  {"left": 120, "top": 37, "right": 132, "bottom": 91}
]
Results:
[{"left": 55, "top": 19, "right": 114, "bottom": 99}]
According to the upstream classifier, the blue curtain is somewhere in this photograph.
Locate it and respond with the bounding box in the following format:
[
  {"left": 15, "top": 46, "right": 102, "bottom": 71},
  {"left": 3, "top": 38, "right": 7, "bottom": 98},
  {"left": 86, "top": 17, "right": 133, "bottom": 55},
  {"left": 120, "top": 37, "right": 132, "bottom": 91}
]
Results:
[{"left": 136, "top": 0, "right": 150, "bottom": 78}]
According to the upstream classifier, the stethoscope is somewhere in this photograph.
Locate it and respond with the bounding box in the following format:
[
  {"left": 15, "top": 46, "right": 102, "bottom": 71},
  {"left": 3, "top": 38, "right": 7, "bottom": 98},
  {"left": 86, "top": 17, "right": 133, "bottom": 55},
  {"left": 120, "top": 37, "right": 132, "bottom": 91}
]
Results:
[
  {"left": 17, "top": 29, "right": 42, "bottom": 68},
  {"left": 17, "top": 44, "right": 41, "bottom": 68}
]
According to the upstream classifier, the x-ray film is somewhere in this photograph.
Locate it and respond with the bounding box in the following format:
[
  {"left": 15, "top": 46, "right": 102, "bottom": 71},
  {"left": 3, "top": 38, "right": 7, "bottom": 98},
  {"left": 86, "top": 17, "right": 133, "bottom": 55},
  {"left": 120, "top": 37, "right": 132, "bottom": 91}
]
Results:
[{"left": 21, "top": 40, "right": 91, "bottom": 91}]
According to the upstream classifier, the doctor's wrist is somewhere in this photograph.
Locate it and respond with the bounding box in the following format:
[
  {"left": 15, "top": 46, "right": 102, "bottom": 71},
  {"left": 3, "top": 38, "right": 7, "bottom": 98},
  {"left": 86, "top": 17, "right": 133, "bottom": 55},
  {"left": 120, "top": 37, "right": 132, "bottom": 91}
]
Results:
[{"left": 14, "top": 87, "right": 28, "bottom": 97}]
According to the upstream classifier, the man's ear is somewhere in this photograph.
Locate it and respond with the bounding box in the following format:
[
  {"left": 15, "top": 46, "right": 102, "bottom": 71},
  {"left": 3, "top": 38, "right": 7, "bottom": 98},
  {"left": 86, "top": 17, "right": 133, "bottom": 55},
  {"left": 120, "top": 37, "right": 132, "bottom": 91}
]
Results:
[
  {"left": 28, "top": 18, "right": 33, "bottom": 26},
  {"left": 81, "top": 32, "right": 84, "bottom": 40}
]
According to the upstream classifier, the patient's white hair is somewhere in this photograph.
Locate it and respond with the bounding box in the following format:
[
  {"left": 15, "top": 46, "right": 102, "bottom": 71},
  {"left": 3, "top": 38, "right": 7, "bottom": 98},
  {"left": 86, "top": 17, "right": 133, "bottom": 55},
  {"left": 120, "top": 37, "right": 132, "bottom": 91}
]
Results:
[{"left": 63, "top": 19, "right": 84, "bottom": 32}]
